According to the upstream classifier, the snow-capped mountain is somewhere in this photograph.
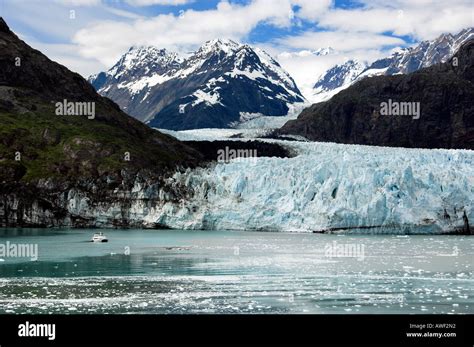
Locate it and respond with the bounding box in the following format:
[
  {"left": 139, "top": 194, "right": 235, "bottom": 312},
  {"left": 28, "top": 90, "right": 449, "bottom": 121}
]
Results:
[
  {"left": 280, "top": 39, "right": 474, "bottom": 150},
  {"left": 89, "top": 39, "right": 305, "bottom": 130},
  {"left": 91, "top": 46, "right": 183, "bottom": 85},
  {"left": 310, "top": 27, "right": 473, "bottom": 103},
  {"left": 311, "top": 59, "right": 366, "bottom": 102},
  {"left": 89, "top": 46, "right": 184, "bottom": 119},
  {"left": 361, "top": 27, "right": 474, "bottom": 77}
]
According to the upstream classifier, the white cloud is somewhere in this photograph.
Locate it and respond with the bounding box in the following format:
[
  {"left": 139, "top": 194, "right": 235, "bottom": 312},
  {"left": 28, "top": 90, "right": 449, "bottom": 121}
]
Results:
[
  {"left": 103, "top": 7, "right": 144, "bottom": 19},
  {"left": 292, "top": 0, "right": 332, "bottom": 21},
  {"left": 26, "top": 40, "right": 106, "bottom": 76},
  {"left": 269, "top": 0, "right": 473, "bottom": 97},
  {"left": 277, "top": 31, "right": 405, "bottom": 52},
  {"left": 74, "top": 0, "right": 470, "bottom": 73},
  {"left": 318, "top": 1, "right": 474, "bottom": 40},
  {"left": 3, "top": 0, "right": 137, "bottom": 75}
]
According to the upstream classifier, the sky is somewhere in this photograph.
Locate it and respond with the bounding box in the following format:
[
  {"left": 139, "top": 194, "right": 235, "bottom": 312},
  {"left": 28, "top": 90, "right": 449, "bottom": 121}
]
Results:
[{"left": 1, "top": 0, "right": 473, "bottom": 96}]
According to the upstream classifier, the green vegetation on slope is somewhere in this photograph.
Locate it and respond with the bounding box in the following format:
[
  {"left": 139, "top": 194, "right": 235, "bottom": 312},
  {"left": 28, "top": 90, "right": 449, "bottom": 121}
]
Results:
[{"left": 0, "top": 89, "right": 200, "bottom": 182}]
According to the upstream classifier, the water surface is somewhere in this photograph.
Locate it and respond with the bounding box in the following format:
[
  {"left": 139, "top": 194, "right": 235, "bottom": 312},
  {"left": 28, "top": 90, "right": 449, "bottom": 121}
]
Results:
[{"left": 0, "top": 228, "right": 472, "bottom": 314}]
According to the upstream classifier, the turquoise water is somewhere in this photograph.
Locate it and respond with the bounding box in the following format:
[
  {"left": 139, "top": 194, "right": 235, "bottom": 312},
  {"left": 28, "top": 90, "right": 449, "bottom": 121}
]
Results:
[{"left": 0, "top": 228, "right": 473, "bottom": 314}]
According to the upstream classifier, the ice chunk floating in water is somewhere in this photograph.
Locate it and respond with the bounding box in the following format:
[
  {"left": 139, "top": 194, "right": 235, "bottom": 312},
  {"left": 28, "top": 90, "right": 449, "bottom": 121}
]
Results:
[{"left": 147, "top": 141, "right": 474, "bottom": 233}]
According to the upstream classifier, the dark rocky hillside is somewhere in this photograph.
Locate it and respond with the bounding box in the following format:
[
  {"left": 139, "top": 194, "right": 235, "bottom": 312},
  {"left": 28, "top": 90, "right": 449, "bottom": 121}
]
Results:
[{"left": 0, "top": 17, "right": 201, "bottom": 184}]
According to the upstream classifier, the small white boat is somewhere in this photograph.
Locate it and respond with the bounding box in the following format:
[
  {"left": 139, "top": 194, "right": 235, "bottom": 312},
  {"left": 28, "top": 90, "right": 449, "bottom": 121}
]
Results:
[{"left": 91, "top": 232, "right": 108, "bottom": 243}]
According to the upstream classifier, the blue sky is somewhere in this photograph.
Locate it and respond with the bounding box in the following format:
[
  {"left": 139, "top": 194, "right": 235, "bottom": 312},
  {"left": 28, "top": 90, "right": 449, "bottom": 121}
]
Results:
[{"left": 1, "top": 0, "right": 472, "bottom": 94}]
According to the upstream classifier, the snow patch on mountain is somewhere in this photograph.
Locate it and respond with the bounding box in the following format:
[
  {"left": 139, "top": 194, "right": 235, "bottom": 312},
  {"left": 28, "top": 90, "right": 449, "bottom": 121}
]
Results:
[
  {"left": 191, "top": 89, "right": 223, "bottom": 107},
  {"left": 355, "top": 67, "right": 390, "bottom": 80},
  {"left": 198, "top": 38, "right": 240, "bottom": 57},
  {"left": 117, "top": 73, "right": 174, "bottom": 95}
]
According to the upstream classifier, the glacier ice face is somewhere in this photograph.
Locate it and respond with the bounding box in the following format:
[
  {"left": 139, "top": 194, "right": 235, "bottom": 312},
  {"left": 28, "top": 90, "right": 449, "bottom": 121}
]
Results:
[{"left": 149, "top": 141, "right": 474, "bottom": 233}]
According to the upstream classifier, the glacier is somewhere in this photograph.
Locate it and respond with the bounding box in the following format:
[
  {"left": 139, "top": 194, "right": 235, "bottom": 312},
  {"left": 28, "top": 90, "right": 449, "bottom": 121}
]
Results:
[
  {"left": 10, "top": 132, "right": 472, "bottom": 233},
  {"left": 129, "top": 139, "right": 473, "bottom": 234},
  {"left": 159, "top": 102, "right": 310, "bottom": 139}
]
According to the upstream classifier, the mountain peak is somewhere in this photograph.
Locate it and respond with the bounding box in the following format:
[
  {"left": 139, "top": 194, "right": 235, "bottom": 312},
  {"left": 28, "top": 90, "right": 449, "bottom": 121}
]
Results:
[
  {"left": 107, "top": 45, "right": 182, "bottom": 80},
  {"left": 205, "top": 38, "right": 239, "bottom": 46},
  {"left": 456, "top": 27, "right": 474, "bottom": 38},
  {"left": 127, "top": 45, "right": 168, "bottom": 55},
  {"left": 437, "top": 32, "right": 454, "bottom": 40},
  {"left": 122, "top": 45, "right": 177, "bottom": 62},
  {"left": 313, "top": 59, "right": 366, "bottom": 92},
  {"left": 199, "top": 38, "right": 241, "bottom": 55}
]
